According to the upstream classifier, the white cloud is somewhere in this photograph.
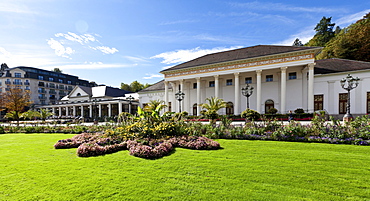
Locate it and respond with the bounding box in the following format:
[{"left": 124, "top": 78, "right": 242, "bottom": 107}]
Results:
[
  {"left": 0, "top": 1, "right": 37, "bottom": 14},
  {"left": 123, "top": 56, "right": 149, "bottom": 63},
  {"left": 92, "top": 46, "right": 119, "bottom": 54},
  {"left": 336, "top": 9, "right": 370, "bottom": 26},
  {"left": 0, "top": 47, "right": 12, "bottom": 58},
  {"left": 55, "top": 32, "right": 98, "bottom": 45},
  {"left": 231, "top": 2, "right": 344, "bottom": 13},
  {"left": 143, "top": 74, "right": 163, "bottom": 79},
  {"left": 46, "top": 62, "right": 135, "bottom": 70},
  {"left": 151, "top": 46, "right": 243, "bottom": 65},
  {"left": 46, "top": 38, "right": 74, "bottom": 58}
]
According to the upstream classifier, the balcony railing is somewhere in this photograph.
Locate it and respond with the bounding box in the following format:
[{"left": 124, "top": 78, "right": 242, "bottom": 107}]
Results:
[
  {"left": 38, "top": 89, "right": 46, "bottom": 93},
  {"left": 13, "top": 82, "right": 22, "bottom": 85},
  {"left": 24, "top": 82, "right": 30, "bottom": 85},
  {"left": 38, "top": 82, "right": 45, "bottom": 87},
  {"left": 38, "top": 96, "right": 46, "bottom": 100},
  {"left": 49, "top": 90, "right": 57, "bottom": 94},
  {"left": 5, "top": 81, "right": 11, "bottom": 84}
]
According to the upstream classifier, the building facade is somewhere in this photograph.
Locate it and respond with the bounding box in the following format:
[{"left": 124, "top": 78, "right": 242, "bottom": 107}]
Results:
[
  {"left": 139, "top": 45, "right": 370, "bottom": 118},
  {"left": 0, "top": 66, "right": 95, "bottom": 106},
  {"left": 40, "top": 85, "right": 138, "bottom": 119}
]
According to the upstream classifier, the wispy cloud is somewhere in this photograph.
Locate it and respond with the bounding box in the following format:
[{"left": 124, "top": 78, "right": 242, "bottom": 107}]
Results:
[
  {"left": 47, "top": 32, "right": 118, "bottom": 58},
  {"left": 336, "top": 9, "right": 370, "bottom": 26},
  {"left": 143, "top": 74, "right": 163, "bottom": 79},
  {"left": 91, "top": 46, "right": 119, "bottom": 54},
  {"left": 0, "top": 1, "right": 37, "bottom": 14},
  {"left": 47, "top": 62, "right": 136, "bottom": 70},
  {"left": 123, "top": 56, "right": 149, "bottom": 63},
  {"left": 151, "top": 46, "right": 243, "bottom": 65},
  {"left": 230, "top": 1, "right": 345, "bottom": 13},
  {"left": 159, "top": 19, "right": 198, "bottom": 25},
  {"left": 0, "top": 47, "right": 12, "bottom": 58}
]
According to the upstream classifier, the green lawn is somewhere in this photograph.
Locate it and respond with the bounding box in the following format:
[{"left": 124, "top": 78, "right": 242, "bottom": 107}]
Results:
[{"left": 1, "top": 134, "right": 370, "bottom": 200}]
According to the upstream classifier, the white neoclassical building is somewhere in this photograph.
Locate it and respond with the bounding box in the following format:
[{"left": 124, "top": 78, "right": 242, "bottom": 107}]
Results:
[
  {"left": 139, "top": 45, "right": 370, "bottom": 118},
  {"left": 40, "top": 85, "right": 138, "bottom": 119}
]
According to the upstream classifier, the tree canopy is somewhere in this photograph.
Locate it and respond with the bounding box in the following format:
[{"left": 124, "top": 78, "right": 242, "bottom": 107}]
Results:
[
  {"left": 120, "top": 80, "right": 151, "bottom": 92},
  {"left": 1, "top": 85, "right": 32, "bottom": 124},
  {"left": 306, "top": 16, "right": 337, "bottom": 47},
  {"left": 316, "top": 13, "right": 370, "bottom": 62}
]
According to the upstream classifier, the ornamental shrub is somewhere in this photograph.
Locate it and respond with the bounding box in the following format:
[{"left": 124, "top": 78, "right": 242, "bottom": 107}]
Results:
[
  {"left": 0, "top": 126, "right": 4, "bottom": 134},
  {"left": 241, "top": 109, "right": 260, "bottom": 121}
]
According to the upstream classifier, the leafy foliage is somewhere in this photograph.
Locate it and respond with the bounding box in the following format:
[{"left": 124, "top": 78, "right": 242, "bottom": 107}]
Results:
[
  {"left": 120, "top": 80, "right": 151, "bottom": 92},
  {"left": 306, "top": 16, "right": 336, "bottom": 47},
  {"left": 1, "top": 85, "right": 32, "bottom": 125},
  {"left": 241, "top": 109, "right": 261, "bottom": 121}
]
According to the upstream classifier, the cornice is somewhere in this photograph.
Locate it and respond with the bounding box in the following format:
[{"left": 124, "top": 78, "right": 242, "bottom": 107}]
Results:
[{"left": 163, "top": 48, "right": 320, "bottom": 78}]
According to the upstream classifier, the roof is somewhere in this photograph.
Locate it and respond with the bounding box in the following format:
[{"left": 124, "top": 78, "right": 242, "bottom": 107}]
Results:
[
  {"left": 78, "top": 86, "right": 92, "bottom": 96},
  {"left": 104, "top": 86, "right": 131, "bottom": 97},
  {"left": 161, "top": 45, "right": 321, "bottom": 73},
  {"left": 315, "top": 58, "right": 370, "bottom": 74},
  {"left": 139, "top": 80, "right": 172, "bottom": 92}
]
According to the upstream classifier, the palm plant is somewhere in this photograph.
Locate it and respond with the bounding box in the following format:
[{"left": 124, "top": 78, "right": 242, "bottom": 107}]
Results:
[
  {"left": 200, "top": 97, "right": 227, "bottom": 124},
  {"left": 37, "top": 109, "right": 54, "bottom": 121},
  {"left": 21, "top": 110, "right": 39, "bottom": 120}
]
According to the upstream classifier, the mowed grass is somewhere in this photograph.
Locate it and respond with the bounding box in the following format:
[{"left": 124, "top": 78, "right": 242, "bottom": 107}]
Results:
[{"left": 1, "top": 134, "right": 370, "bottom": 201}]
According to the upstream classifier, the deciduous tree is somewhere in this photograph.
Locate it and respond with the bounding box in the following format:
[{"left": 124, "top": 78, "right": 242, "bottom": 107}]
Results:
[{"left": 2, "top": 85, "right": 32, "bottom": 125}]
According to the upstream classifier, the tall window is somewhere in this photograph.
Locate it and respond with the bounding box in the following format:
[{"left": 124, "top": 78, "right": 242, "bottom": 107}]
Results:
[
  {"left": 226, "top": 79, "right": 233, "bottom": 86},
  {"left": 38, "top": 75, "right": 44, "bottom": 80},
  {"left": 49, "top": 77, "right": 54, "bottom": 82},
  {"left": 193, "top": 83, "right": 197, "bottom": 89},
  {"left": 193, "top": 104, "right": 197, "bottom": 116},
  {"left": 226, "top": 102, "right": 234, "bottom": 115},
  {"left": 14, "top": 73, "right": 21, "bottom": 78},
  {"left": 245, "top": 77, "right": 252, "bottom": 84},
  {"left": 339, "top": 93, "right": 348, "bottom": 114},
  {"left": 367, "top": 92, "right": 370, "bottom": 114},
  {"left": 265, "top": 99, "right": 274, "bottom": 113},
  {"left": 314, "top": 95, "right": 323, "bottom": 111},
  {"left": 209, "top": 81, "right": 215, "bottom": 87},
  {"left": 266, "top": 75, "right": 273, "bottom": 82},
  {"left": 289, "top": 72, "right": 297, "bottom": 80},
  {"left": 168, "top": 102, "right": 172, "bottom": 112}
]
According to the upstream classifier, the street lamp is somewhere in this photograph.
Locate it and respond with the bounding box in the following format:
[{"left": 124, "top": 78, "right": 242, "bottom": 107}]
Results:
[
  {"left": 175, "top": 90, "right": 185, "bottom": 112},
  {"left": 340, "top": 74, "right": 360, "bottom": 121},
  {"left": 126, "top": 95, "right": 135, "bottom": 114},
  {"left": 92, "top": 98, "right": 98, "bottom": 124},
  {"left": 241, "top": 84, "right": 254, "bottom": 109}
]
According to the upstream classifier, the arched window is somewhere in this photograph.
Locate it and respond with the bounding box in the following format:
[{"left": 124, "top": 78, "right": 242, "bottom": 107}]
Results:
[
  {"left": 76, "top": 93, "right": 81, "bottom": 96},
  {"left": 265, "top": 99, "right": 274, "bottom": 113},
  {"left": 193, "top": 104, "right": 197, "bottom": 116},
  {"left": 226, "top": 102, "right": 234, "bottom": 115}
]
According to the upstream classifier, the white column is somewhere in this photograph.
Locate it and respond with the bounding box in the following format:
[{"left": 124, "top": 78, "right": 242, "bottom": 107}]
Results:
[
  {"left": 234, "top": 73, "right": 240, "bottom": 115},
  {"left": 108, "top": 103, "right": 112, "bottom": 117},
  {"left": 58, "top": 107, "right": 62, "bottom": 116},
  {"left": 256, "top": 70, "right": 262, "bottom": 113},
  {"left": 98, "top": 104, "right": 102, "bottom": 117},
  {"left": 73, "top": 106, "right": 76, "bottom": 116},
  {"left": 214, "top": 75, "right": 219, "bottom": 98},
  {"left": 180, "top": 79, "right": 184, "bottom": 113},
  {"left": 66, "top": 107, "right": 69, "bottom": 116},
  {"left": 186, "top": 82, "right": 190, "bottom": 113},
  {"left": 308, "top": 63, "right": 315, "bottom": 113},
  {"left": 196, "top": 77, "right": 201, "bottom": 116},
  {"left": 170, "top": 82, "right": 176, "bottom": 112},
  {"left": 52, "top": 107, "right": 55, "bottom": 116},
  {"left": 302, "top": 68, "right": 308, "bottom": 111},
  {"left": 164, "top": 81, "right": 169, "bottom": 112},
  {"left": 280, "top": 67, "right": 287, "bottom": 114},
  {"left": 118, "top": 102, "right": 122, "bottom": 114},
  {"left": 89, "top": 105, "right": 93, "bottom": 117},
  {"left": 80, "top": 105, "right": 84, "bottom": 117}
]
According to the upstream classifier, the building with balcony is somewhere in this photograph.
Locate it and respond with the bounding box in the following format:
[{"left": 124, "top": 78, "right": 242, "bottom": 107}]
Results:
[
  {"left": 0, "top": 66, "right": 96, "bottom": 106},
  {"left": 139, "top": 45, "right": 370, "bottom": 118}
]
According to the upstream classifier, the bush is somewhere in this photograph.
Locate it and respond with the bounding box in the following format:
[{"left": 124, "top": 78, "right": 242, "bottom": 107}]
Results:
[
  {"left": 267, "top": 108, "right": 278, "bottom": 114},
  {"left": 294, "top": 108, "right": 305, "bottom": 114},
  {"left": 0, "top": 126, "right": 4, "bottom": 134},
  {"left": 241, "top": 109, "right": 260, "bottom": 121}
]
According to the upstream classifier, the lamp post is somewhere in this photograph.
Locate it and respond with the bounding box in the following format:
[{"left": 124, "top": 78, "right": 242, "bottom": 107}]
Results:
[
  {"left": 92, "top": 99, "right": 98, "bottom": 124},
  {"left": 241, "top": 84, "right": 254, "bottom": 109},
  {"left": 126, "top": 95, "right": 134, "bottom": 114},
  {"left": 340, "top": 74, "right": 360, "bottom": 122},
  {"left": 175, "top": 90, "right": 185, "bottom": 112}
]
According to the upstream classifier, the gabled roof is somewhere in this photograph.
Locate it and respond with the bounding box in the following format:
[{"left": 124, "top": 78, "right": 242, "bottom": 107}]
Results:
[
  {"left": 161, "top": 45, "right": 321, "bottom": 73},
  {"left": 138, "top": 80, "right": 172, "bottom": 93},
  {"left": 78, "top": 86, "right": 92, "bottom": 96},
  {"left": 315, "top": 58, "right": 370, "bottom": 74},
  {"left": 104, "top": 86, "right": 131, "bottom": 97}
]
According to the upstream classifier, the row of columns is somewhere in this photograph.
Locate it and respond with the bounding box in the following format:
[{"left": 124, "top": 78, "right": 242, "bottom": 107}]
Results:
[
  {"left": 50, "top": 101, "right": 135, "bottom": 117},
  {"left": 164, "top": 63, "right": 315, "bottom": 115}
]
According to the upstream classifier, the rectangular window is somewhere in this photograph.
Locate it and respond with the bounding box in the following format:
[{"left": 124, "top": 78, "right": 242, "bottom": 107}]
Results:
[
  {"left": 314, "top": 95, "right": 324, "bottom": 111},
  {"left": 58, "top": 79, "right": 63, "bottom": 83},
  {"left": 339, "top": 93, "right": 348, "bottom": 114},
  {"left": 25, "top": 86, "right": 30, "bottom": 90},
  {"left": 49, "top": 83, "right": 55, "bottom": 88},
  {"left": 245, "top": 77, "right": 252, "bottom": 84},
  {"left": 24, "top": 80, "right": 30, "bottom": 85},
  {"left": 266, "top": 75, "right": 273, "bottom": 82},
  {"left": 289, "top": 72, "right": 297, "bottom": 80},
  {"left": 193, "top": 83, "right": 197, "bottom": 89},
  {"left": 14, "top": 73, "right": 21, "bottom": 78},
  {"left": 59, "top": 85, "right": 64, "bottom": 90},
  {"left": 38, "top": 75, "right": 44, "bottom": 80},
  {"left": 67, "top": 80, "right": 72, "bottom": 84},
  {"left": 5, "top": 79, "right": 11, "bottom": 84},
  {"left": 209, "top": 81, "right": 215, "bottom": 87},
  {"left": 49, "top": 77, "right": 54, "bottom": 82},
  {"left": 13, "top": 79, "right": 22, "bottom": 85},
  {"left": 226, "top": 79, "right": 233, "bottom": 86}
]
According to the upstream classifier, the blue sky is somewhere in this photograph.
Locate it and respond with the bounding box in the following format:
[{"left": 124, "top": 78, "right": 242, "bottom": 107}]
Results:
[{"left": 0, "top": 0, "right": 369, "bottom": 88}]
